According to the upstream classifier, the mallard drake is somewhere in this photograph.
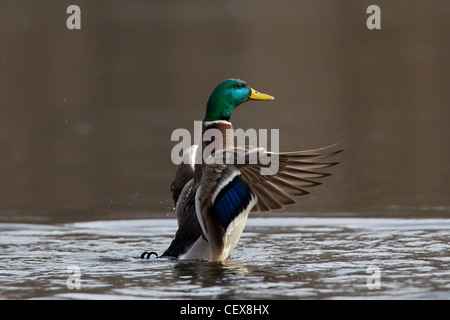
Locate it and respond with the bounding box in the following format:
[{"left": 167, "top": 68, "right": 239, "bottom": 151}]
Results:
[{"left": 141, "top": 79, "right": 341, "bottom": 261}]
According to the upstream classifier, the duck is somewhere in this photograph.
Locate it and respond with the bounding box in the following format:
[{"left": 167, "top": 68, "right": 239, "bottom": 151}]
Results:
[{"left": 141, "top": 79, "right": 341, "bottom": 261}]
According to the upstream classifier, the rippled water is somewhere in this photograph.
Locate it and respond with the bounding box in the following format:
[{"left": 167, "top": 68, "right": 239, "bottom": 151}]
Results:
[{"left": 1, "top": 217, "right": 449, "bottom": 300}]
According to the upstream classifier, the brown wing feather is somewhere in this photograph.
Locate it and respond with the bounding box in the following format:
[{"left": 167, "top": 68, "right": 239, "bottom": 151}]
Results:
[{"left": 216, "top": 144, "right": 342, "bottom": 213}]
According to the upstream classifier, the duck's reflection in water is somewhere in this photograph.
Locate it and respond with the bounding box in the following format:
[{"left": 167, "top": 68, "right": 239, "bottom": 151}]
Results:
[{"left": 172, "top": 259, "right": 249, "bottom": 287}]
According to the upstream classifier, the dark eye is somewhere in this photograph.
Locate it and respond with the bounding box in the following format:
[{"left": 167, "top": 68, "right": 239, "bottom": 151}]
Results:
[{"left": 236, "top": 83, "right": 245, "bottom": 88}]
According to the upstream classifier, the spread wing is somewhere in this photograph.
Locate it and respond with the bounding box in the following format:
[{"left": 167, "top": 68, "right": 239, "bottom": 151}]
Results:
[
  {"left": 170, "top": 145, "right": 198, "bottom": 206},
  {"left": 161, "top": 180, "right": 204, "bottom": 258},
  {"left": 213, "top": 144, "right": 342, "bottom": 213}
]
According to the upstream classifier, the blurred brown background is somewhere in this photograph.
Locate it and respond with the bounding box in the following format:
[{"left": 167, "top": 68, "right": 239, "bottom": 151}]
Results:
[{"left": 0, "top": 0, "right": 448, "bottom": 222}]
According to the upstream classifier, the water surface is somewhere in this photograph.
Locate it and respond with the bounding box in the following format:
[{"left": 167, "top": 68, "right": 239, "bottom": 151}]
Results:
[{"left": 1, "top": 216, "right": 448, "bottom": 299}]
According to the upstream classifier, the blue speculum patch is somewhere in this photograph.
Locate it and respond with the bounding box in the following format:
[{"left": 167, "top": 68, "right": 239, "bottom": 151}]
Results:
[{"left": 212, "top": 175, "right": 252, "bottom": 229}]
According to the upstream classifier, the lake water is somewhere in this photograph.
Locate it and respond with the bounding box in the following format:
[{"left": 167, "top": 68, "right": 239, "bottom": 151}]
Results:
[{"left": 1, "top": 215, "right": 449, "bottom": 300}]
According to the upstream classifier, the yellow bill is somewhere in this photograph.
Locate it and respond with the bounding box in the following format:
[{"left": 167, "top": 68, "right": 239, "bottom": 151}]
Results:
[{"left": 249, "top": 88, "right": 275, "bottom": 101}]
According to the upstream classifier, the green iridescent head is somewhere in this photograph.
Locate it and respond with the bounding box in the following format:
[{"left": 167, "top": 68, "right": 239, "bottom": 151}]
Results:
[{"left": 204, "top": 79, "right": 274, "bottom": 122}]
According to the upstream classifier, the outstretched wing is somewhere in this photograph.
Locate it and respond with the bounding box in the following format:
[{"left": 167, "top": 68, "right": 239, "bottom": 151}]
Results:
[
  {"left": 170, "top": 145, "right": 198, "bottom": 206},
  {"left": 161, "top": 180, "right": 206, "bottom": 259},
  {"left": 214, "top": 144, "right": 342, "bottom": 213}
]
